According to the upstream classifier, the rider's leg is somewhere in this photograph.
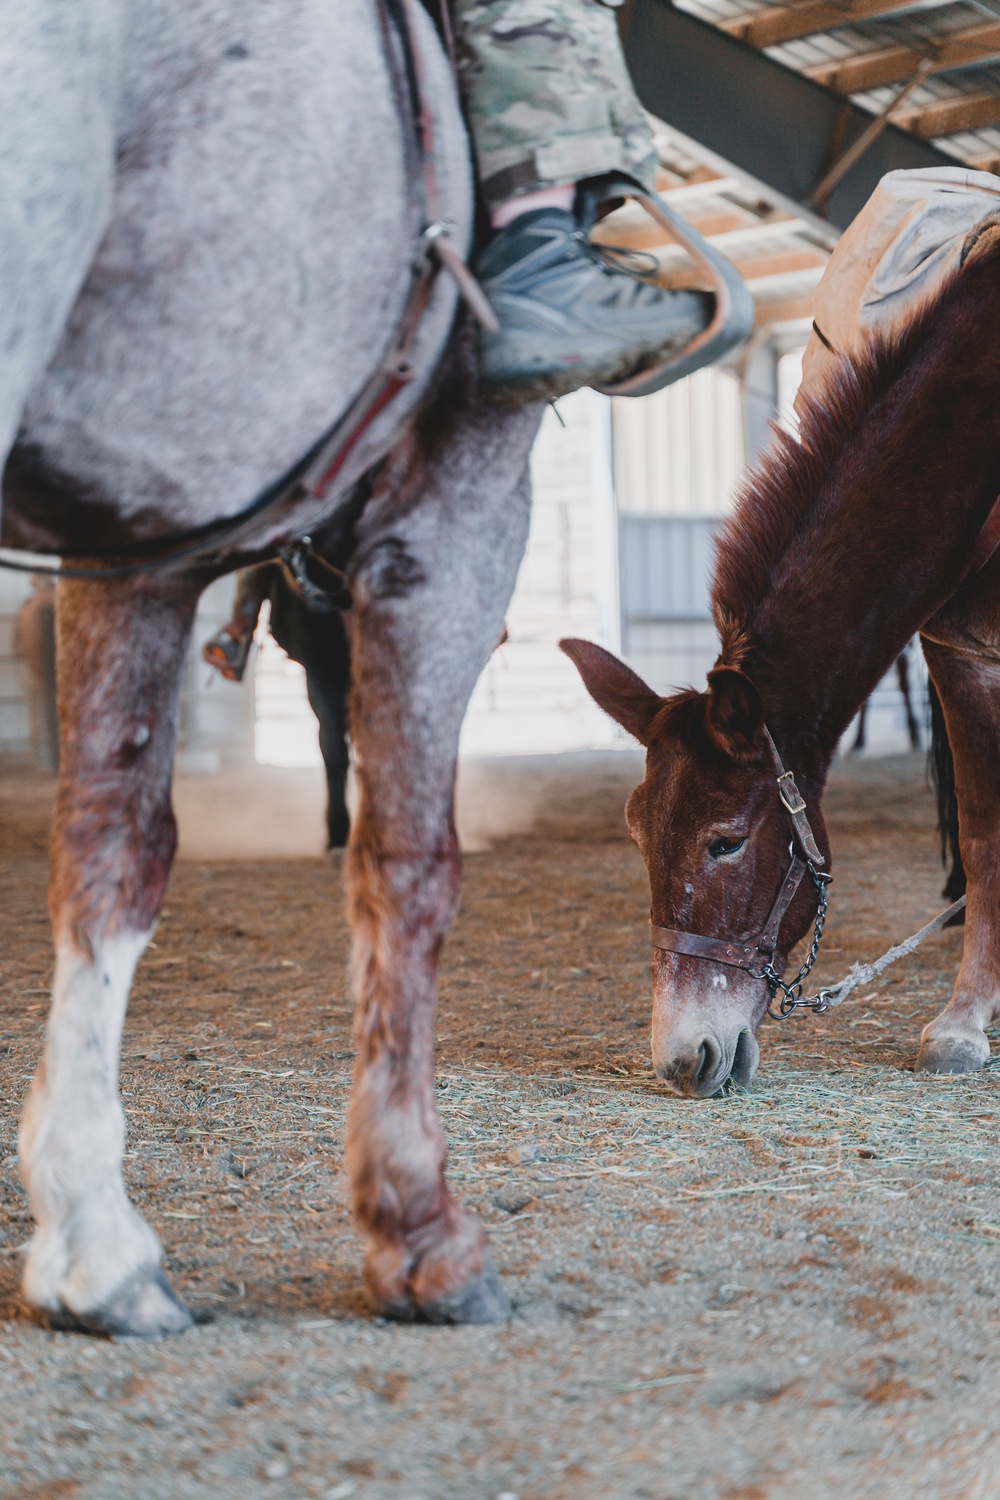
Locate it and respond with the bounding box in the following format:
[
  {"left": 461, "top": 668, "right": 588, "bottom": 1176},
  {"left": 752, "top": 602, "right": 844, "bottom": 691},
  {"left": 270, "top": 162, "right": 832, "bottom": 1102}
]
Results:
[
  {"left": 453, "top": 0, "right": 714, "bottom": 401},
  {"left": 454, "top": 0, "right": 657, "bottom": 212},
  {"left": 19, "top": 573, "right": 201, "bottom": 1336},
  {"left": 917, "top": 636, "right": 1000, "bottom": 1073},
  {"left": 345, "top": 349, "right": 539, "bottom": 1320},
  {"left": 0, "top": 1, "right": 120, "bottom": 468}
]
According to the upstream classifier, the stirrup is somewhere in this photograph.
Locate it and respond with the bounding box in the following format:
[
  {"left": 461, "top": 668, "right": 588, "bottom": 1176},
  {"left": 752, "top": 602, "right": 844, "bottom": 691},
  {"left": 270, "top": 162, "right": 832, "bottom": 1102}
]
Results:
[{"left": 580, "top": 175, "right": 755, "bottom": 399}]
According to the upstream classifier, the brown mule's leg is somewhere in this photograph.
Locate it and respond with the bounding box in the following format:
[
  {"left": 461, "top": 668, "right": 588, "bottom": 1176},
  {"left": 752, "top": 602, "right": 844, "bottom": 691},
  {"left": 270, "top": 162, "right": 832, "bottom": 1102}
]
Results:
[
  {"left": 19, "top": 573, "right": 201, "bottom": 1336},
  {"left": 344, "top": 391, "right": 538, "bottom": 1322},
  {"left": 917, "top": 637, "right": 1000, "bottom": 1073}
]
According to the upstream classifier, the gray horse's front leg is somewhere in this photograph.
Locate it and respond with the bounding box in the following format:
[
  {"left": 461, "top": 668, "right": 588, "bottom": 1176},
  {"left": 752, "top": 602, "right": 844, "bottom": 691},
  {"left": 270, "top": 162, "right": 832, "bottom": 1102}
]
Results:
[
  {"left": 19, "top": 573, "right": 201, "bottom": 1337},
  {"left": 346, "top": 391, "right": 539, "bottom": 1322}
]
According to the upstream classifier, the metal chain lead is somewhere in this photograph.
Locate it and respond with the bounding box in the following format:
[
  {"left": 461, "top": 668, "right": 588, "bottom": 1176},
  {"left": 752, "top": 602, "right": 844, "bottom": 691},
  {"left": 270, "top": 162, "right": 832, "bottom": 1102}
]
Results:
[{"left": 753, "top": 863, "right": 833, "bottom": 1021}]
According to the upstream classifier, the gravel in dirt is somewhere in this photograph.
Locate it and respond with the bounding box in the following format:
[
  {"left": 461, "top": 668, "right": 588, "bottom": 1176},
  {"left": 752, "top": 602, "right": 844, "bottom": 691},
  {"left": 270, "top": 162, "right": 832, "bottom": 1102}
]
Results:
[{"left": 1, "top": 752, "right": 999, "bottom": 1499}]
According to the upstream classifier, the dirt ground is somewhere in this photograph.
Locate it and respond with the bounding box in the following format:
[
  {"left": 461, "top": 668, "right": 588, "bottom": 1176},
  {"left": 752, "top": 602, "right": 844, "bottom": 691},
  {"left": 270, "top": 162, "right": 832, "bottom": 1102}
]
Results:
[{"left": 2, "top": 751, "right": 1000, "bottom": 1500}]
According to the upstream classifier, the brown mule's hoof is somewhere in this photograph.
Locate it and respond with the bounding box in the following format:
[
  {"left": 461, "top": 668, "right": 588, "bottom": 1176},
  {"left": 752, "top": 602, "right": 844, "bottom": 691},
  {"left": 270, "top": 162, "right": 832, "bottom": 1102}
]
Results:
[
  {"left": 47, "top": 1269, "right": 194, "bottom": 1340},
  {"left": 376, "top": 1253, "right": 511, "bottom": 1326},
  {"left": 915, "top": 1034, "right": 990, "bottom": 1075}
]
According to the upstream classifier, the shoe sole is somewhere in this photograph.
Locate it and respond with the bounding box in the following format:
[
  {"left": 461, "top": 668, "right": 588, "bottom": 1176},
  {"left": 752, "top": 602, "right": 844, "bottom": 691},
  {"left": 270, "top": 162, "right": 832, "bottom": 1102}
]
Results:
[{"left": 479, "top": 331, "right": 700, "bottom": 407}]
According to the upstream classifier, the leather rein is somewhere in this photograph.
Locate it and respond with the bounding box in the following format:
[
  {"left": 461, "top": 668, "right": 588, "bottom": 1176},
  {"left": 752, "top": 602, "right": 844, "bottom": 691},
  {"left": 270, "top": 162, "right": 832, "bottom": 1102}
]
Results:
[
  {"left": 0, "top": 0, "right": 491, "bottom": 587},
  {"left": 651, "top": 728, "right": 834, "bottom": 1022}
]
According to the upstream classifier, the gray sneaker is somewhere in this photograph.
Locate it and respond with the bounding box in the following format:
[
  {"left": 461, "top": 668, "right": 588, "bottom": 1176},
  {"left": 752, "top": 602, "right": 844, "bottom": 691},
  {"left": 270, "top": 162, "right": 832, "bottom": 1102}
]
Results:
[{"left": 475, "top": 207, "right": 713, "bottom": 404}]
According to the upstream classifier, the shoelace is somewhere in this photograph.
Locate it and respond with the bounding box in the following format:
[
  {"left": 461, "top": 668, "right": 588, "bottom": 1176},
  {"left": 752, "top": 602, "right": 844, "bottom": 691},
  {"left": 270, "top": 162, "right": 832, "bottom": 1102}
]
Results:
[{"left": 579, "top": 234, "right": 662, "bottom": 281}]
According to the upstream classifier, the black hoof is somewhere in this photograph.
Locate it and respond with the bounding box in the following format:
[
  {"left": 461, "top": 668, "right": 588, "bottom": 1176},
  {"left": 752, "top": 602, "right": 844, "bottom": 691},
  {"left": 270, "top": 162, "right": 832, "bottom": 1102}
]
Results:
[
  {"left": 326, "top": 816, "right": 350, "bottom": 850},
  {"left": 915, "top": 1036, "right": 988, "bottom": 1075},
  {"left": 50, "top": 1269, "right": 194, "bottom": 1340}
]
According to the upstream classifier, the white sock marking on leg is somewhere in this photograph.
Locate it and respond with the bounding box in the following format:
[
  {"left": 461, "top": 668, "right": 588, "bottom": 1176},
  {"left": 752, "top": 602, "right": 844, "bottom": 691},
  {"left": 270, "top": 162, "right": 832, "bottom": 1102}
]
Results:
[{"left": 19, "top": 928, "right": 163, "bottom": 1314}]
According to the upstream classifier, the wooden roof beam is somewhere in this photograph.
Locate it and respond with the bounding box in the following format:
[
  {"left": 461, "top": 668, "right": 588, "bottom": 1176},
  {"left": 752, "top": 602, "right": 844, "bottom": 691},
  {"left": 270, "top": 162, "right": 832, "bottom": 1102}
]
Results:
[
  {"left": 624, "top": 0, "right": 956, "bottom": 230},
  {"left": 720, "top": 0, "right": 944, "bottom": 51},
  {"left": 894, "top": 89, "right": 1000, "bottom": 135},
  {"left": 805, "top": 19, "right": 1000, "bottom": 91}
]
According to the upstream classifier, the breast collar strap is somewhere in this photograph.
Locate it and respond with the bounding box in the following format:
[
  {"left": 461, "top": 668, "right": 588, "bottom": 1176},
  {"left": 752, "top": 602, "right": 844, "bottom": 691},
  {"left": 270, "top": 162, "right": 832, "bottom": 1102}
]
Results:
[{"left": 650, "top": 727, "right": 828, "bottom": 975}]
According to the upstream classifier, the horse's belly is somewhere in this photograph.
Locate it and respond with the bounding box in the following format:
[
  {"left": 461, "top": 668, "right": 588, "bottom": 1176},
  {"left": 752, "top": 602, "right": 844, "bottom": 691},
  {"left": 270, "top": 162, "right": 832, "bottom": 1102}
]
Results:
[{"left": 10, "top": 0, "right": 471, "bottom": 549}]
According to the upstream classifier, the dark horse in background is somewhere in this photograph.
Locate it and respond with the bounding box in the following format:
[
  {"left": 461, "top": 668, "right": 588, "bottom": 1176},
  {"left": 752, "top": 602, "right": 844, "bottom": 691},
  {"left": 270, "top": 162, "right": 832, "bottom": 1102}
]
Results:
[
  {"left": 930, "top": 679, "right": 968, "bottom": 914},
  {"left": 565, "top": 226, "right": 1000, "bottom": 1093},
  {"left": 854, "top": 651, "right": 966, "bottom": 918},
  {"left": 203, "top": 563, "right": 352, "bottom": 850}
]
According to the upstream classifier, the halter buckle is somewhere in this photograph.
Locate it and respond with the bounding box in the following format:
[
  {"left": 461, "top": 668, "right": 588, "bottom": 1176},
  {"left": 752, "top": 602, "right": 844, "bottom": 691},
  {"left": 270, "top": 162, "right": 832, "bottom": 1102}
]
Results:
[{"left": 777, "top": 770, "right": 806, "bottom": 817}]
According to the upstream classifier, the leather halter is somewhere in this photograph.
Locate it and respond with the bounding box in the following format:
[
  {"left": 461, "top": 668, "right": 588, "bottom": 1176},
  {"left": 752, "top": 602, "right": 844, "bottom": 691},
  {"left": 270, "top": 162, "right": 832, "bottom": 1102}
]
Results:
[{"left": 651, "top": 728, "right": 827, "bottom": 977}]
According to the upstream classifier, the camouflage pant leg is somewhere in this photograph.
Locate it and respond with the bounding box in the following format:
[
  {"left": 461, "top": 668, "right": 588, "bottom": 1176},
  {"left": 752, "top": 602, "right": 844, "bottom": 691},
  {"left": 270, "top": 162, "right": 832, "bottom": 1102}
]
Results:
[{"left": 452, "top": 0, "right": 658, "bottom": 209}]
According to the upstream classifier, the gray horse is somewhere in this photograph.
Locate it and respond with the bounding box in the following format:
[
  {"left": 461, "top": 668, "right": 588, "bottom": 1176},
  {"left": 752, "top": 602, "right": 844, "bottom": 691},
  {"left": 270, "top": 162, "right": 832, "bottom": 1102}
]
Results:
[{"left": 4, "top": 0, "right": 540, "bottom": 1337}]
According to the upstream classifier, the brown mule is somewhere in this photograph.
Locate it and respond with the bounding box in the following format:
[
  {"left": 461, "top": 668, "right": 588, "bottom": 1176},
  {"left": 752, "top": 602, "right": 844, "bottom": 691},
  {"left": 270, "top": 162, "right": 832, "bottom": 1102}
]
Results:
[{"left": 564, "top": 234, "right": 1000, "bottom": 1094}]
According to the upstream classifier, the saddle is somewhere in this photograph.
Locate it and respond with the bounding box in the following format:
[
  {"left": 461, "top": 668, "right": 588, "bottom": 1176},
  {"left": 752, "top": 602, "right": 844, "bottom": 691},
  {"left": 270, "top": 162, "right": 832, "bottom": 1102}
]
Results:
[{"left": 796, "top": 166, "right": 1000, "bottom": 419}]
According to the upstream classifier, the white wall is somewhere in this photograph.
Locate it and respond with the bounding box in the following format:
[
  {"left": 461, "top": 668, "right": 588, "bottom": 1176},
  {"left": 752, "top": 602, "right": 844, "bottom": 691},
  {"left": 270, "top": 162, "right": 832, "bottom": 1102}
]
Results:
[
  {"left": 460, "top": 390, "right": 622, "bottom": 755},
  {"left": 612, "top": 366, "right": 743, "bottom": 697},
  {"left": 0, "top": 571, "right": 36, "bottom": 764}
]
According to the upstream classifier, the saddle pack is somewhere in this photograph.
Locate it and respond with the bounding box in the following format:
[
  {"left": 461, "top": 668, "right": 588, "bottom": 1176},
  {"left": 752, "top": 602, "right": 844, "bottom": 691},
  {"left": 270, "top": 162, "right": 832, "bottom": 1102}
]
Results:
[{"left": 796, "top": 166, "right": 1000, "bottom": 420}]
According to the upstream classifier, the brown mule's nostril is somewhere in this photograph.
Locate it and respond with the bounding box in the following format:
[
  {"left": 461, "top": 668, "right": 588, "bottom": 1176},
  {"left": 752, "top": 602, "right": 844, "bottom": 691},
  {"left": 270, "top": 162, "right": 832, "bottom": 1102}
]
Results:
[
  {"left": 694, "top": 1036, "right": 721, "bottom": 1091},
  {"left": 730, "top": 1029, "right": 756, "bottom": 1088},
  {"left": 654, "top": 1034, "right": 733, "bottom": 1097}
]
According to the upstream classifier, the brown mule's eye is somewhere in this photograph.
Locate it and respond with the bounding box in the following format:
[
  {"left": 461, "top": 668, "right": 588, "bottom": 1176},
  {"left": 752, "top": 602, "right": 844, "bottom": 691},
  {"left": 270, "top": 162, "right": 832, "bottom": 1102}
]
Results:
[{"left": 709, "top": 835, "right": 746, "bottom": 858}]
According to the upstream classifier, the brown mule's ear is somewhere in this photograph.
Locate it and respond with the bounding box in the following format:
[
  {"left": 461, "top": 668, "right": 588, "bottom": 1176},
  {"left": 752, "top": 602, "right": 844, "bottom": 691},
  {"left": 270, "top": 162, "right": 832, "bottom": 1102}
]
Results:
[
  {"left": 560, "top": 638, "right": 664, "bottom": 745},
  {"left": 705, "top": 666, "right": 764, "bottom": 761}
]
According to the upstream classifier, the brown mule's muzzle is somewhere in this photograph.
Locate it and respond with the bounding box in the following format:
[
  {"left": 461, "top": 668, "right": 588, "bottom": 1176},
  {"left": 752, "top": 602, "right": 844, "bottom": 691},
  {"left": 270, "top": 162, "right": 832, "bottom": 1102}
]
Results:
[
  {"left": 652, "top": 1026, "right": 760, "bottom": 1098},
  {"left": 651, "top": 954, "right": 763, "bottom": 1098}
]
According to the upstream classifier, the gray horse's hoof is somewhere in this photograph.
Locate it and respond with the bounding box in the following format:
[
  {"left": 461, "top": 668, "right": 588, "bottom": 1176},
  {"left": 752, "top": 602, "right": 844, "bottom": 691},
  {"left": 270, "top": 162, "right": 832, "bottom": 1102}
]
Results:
[
  {"left": 378, "top": 1253, "right": 511, "bottom": 1326},
  {"left": 915, "top": 1033, "right": 989, "bottom": 1075},
  {"left": 51, "top": 1268, "right": 194, "bottom": 1340}
]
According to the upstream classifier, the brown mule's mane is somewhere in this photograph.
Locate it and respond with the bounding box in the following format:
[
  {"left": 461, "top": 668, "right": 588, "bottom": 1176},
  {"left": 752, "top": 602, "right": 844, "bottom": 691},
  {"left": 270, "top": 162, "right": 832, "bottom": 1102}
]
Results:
[{"left": 711, "top": 238, "right": 1000, "bottom": 664}]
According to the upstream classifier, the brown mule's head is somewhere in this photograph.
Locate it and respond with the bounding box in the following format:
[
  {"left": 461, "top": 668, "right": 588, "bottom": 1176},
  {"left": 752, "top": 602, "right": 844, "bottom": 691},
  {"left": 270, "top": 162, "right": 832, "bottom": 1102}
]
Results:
[{"left": 561, "top": 638, "right": 829, "bottom": 1098}]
